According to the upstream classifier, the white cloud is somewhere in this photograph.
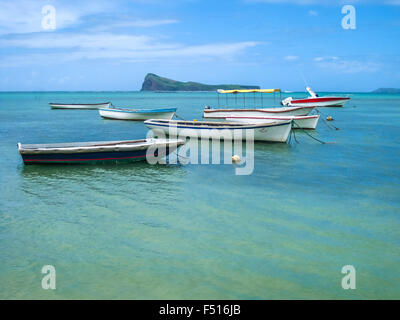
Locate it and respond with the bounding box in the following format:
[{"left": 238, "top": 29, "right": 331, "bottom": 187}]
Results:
[
  {"left": 0, "top": 0, "right": 112, "bottom": 35},
  {"left": 0, "top": 1, "right": 259, "bottom": 67},
  {"left": 113, "top": 19, "right": 179, "bottom": 28},
  {"left": 308, "top": 10, "right": 318, "bottom": 16},
  {"left": 0, "top": 33, "right": 166, "bottom": 50},
  {"left": 314, "top": 57, "right": 380, "bottom": 74},
  {"left": 88, "top": 19, "right": 179, "bottom": 32},
  {"left": 314, "top": 56, "right": 338, "bottom": 62},
  {"left": 0, "top": 31, "right": 259, "bottom": 66},
  {"left": 284, "top": 55, "right": 299, "bottom": 61},
  {"left": 0, "top": 0, "right": 178, "bottom": 36}
]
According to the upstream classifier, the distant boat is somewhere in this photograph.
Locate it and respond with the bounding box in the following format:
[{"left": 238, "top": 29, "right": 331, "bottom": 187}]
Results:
[
  {"left": 50, "top": 102, "right": 111, "bottom": 109},
  {"left": 18, "top": 138, "right": 184, "bottom": 165},
  {"left": 225, "top": 115, "right": 320, "bottom": 130},
  {"left": 99, "top": 107, "right": 177, "bottom": 120},
  {"left": 144, "top": 119, "right": 292, "bottom": 142},
  {"left": 281, "top": 87, "right": 350, "bottom": 107}
]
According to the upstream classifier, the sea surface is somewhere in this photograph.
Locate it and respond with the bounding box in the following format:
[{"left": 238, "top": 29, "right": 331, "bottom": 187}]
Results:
[{"left": 0, "top": 91, "right": 399, "bottom": 299}]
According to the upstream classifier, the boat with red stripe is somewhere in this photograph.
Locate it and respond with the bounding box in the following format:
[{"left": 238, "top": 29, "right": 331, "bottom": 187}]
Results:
[{"left": 281, "top": 87, "right": 350, "bottom": 107}]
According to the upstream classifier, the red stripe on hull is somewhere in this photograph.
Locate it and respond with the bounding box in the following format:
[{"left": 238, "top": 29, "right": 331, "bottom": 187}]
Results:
[
  {"left": 290, "top": 97, "right": 349, "bottom": 104},
  {"left": 23, "top": 155, "right": 147, "bottom": 163}
]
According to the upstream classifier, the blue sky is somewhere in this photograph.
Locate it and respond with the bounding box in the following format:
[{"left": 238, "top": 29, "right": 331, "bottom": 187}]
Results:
[{"left": 0, "top": 0, "right": 399, "bottom": 91}]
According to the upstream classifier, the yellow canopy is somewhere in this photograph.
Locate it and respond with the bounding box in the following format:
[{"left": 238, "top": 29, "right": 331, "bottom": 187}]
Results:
[{"left": 217, "top": 89, "right": 281, "bottom": 94}]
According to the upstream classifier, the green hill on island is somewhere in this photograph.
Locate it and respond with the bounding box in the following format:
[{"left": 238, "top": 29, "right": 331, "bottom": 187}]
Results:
[
  {"left": 372, "top": 88, "right": 400, "bottom": 93},
  {"left": 140, "top": 73, "right": 260, "bottom": 91}
]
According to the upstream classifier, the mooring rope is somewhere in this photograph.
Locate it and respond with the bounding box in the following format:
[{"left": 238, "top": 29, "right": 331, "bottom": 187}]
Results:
[
  {"left": 174, "top": 113, "right": 186, "bottom": 120},
  {"left": 315, "top": 108, "right": 339, "bottom": 131},
  {"left": 289, "top": 123, "right": 299, "bottom": 144},
  {"left": 291, "top": 121, "right": 334, "bottom": 144},
  {"left": 170, "top": 151, "right": 190, "bottom": 161}
]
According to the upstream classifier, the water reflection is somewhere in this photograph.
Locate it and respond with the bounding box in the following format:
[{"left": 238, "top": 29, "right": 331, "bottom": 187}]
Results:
[{"left": 19, "top": 162, "right": 187, "bottom": 207}]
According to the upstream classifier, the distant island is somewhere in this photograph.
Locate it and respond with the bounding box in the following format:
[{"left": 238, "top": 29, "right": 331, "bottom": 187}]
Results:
[
  {"left": 372, "top": 88, "right": 400, "bottom": 94},
  {"left": 140, "top": 73, "right": 260, "bottom": 92}
]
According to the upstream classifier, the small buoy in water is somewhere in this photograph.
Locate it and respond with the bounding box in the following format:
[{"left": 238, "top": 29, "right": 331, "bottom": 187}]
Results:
[
  {"left": 326, "top": 116, "right": 333, "bottom": 121},
  {"left": 232, "top": 155, "right": 241, "bottom": 163}
]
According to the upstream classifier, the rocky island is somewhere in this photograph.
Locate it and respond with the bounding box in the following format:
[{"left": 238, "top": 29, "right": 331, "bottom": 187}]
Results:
[{"left": 140, "top": 73, "right": 259, "bottom": 92}]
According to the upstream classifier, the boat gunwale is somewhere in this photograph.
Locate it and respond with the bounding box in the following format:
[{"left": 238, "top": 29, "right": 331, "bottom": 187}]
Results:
[
  {"left": 49, "top": 102, "right": 111, "bottom": 106},
  {"left": 225, "top": 115, "right": 320, "bottom": 120},
  {"left": 18, "top": 139, "right": 185, "bottom": 154},
  {"left": 144, "top": 119, "right": 292, "bottom": 130},
  {"left": 203, "top": 106, "right": 315, "bottom": 113},
  {"left": 99, "top": 107, "right": 177, "bottom": 113}
]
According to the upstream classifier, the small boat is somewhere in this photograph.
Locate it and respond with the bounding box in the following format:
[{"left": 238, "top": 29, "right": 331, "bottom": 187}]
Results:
[
  {"left": 203, "top": 105, "right": 315, "bottom": 119},
  {"left": 99, "top": 107, "right": 177, "bottom": 121},
  {"left": 203, "top": 89, "right": 314, "bottom": 119},
  {"left": 144, "top": 119, "right": 292, "bottom": 143},
  {"left": 281, "top": 87, "right": 350, "bottom": 107},
  {"left": 18, "top": 138, "right": 184, "bottom": 165},
  {"left": 50, "top": 102, "right": 111, "bottom": 109},
  {"left": 225, "top": 114, "right": 320, "bottom": 130}
]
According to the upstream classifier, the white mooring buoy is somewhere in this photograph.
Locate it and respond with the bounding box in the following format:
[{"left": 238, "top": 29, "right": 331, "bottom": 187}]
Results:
[{"left": 232, "top": 155, "right": 241, "bottom": 163}]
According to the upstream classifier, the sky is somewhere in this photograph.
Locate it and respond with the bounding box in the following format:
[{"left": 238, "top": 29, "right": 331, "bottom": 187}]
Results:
[{"left": 0, "top": 0, "right": 399, "bottom": 91}]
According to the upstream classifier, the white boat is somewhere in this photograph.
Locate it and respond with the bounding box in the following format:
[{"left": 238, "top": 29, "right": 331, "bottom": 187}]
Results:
[
  {"left": 18, "top": 138, "right": 184, "bottom": 164},
  {"left": 203, "top": 105, "right": 315, "bottom": 119},
  {"left": 225, "top": 114, "right": 320, "bottom": 130},
  {"left": 144, "top": 119, "right": 292, "bottom": 143},
  {"left": 99, "top": 107, "right": 176, "bottom": 121},
  {"left": 50, "top": 102, "right": 111, "bottom": 109},
  {"left": 281, "top": 87, "right": 350, "bottom": 107},
  {"left": 203, "top": 88, "right": 315, "bottom": 119}
]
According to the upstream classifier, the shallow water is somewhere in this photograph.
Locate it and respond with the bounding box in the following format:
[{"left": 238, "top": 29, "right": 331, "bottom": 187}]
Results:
[{"left": 0, "top": 91, "right": 399, "bottom": 299}]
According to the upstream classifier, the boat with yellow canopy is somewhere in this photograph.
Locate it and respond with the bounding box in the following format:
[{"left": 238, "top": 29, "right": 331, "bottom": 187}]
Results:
[{"left": 203, "top": 88, "right": 315, "bottom": 119}]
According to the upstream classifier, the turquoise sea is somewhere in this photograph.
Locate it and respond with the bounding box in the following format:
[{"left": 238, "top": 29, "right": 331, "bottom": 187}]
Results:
[{"left": 0, "top": 91, "right": 399, "bottom": 299}]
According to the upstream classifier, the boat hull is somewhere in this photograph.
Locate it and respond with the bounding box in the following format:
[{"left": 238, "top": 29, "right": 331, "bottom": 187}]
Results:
[
  {"left": 20, "top": 150, "right": 149, "bottom": 164},
  {"left": 145, "top": 119, "right": 292, "bottom": 143},
  {"left": 50, "top": 102, "right": 111, "bottom": 109},
  {"left": 203, "top": 106, "right": 314, "bottom": 119},
  {"left": 285, "top": 97, "right": 350, "bottom": 108},
  {"left": 99, "top": 107, "right": 176, "bottom": 120},
  {"left": 18, "top": 139, "right": 184, "bottom": 165},
  {"left": 225, "top": 115, "right": 320, "bottom": 130}
]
